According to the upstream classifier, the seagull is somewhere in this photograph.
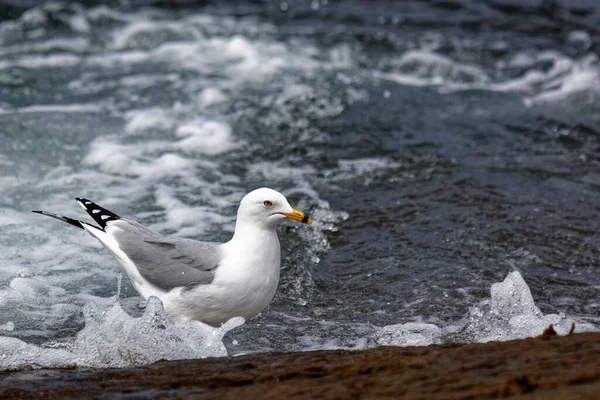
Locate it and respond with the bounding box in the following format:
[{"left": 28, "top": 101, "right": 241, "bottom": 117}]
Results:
[{"left": 33, "top": 188, "right": 312, "bottom": 326}]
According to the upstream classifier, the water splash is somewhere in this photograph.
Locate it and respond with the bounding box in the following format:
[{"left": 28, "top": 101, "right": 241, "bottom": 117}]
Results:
[
  {"left": 376, "top": 271, "right": 597, "bottom": 348},
  {"left": 0, "top": 297, "right": 244, "bottom": 371}
]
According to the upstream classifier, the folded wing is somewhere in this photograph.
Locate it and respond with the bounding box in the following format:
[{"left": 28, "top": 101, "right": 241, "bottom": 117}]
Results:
[{"left": 110, "top": 220, "right": 222, "bottom": 292}]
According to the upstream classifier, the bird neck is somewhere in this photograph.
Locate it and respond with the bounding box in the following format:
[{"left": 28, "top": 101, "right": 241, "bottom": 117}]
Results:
[
  {"left": 230, "top": 220, "right": 278, "bottom": 246},
  {"left": 226, "top": 221, "right": 281, "bottom": 271}
]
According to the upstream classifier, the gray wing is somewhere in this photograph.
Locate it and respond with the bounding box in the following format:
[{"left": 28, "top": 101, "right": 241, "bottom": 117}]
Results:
[{"left": 111, "top": 219, "right": 223, "bottom": 291}]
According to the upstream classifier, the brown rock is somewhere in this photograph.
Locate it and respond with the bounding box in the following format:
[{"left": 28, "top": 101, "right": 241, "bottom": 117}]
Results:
[
  {"left": 542, "top": 324, "right": 557, "bottom": 336},
  {"left": 2, "top": 332, "right": 600, "bottom": 399}
]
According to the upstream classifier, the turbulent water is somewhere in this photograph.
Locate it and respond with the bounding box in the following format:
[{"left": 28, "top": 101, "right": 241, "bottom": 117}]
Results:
[{"left": 0, "top": 0, "right": 599, "bottom": 369}]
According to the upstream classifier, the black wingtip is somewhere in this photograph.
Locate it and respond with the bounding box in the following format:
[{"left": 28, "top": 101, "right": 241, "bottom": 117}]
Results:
[
  {"left": 75, "top": 198, "right": 92, "bottom": 210},
  {"left": 74, "top": 197, "right": 120, "bottom": 228}
]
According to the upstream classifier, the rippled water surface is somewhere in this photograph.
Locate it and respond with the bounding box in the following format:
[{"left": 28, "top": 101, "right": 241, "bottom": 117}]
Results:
[{"left": 0, "top": 0, "right": 599, "bottom": 367}]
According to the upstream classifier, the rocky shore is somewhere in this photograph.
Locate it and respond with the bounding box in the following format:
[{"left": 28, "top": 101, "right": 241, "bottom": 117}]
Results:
[{"left": 2, "top": 330, "right": 600, "bottom": 399}]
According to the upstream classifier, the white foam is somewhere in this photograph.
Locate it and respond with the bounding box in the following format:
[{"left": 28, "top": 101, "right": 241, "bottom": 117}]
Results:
[
  {"left": 378, "top": 50, "right": 489, "bottom": 88},
  {"left": 491, "top": 51, "right": 574, "bottom": 94},
  {"left": 373, "top": 46, "right": 600, "bottom": 107},
  {"left": 376, "top": 323, "right": 442, "bottom": 347},
  {"left": 83, "top": 139, "right": 135, "bottom": 175},
  {"left": 84, "top": 136, "right": 202, "bottom": 180},
  {"left": 137, "top": 153, "right": 197, "bottom": 180},
  {"left": 112, "top": 20, "right": 201, "bottom": 50},
  {"left": 340, "top": 158, "right": 399, "bottom": 172},
  {"left": 151, "top": 41, "right": 206, "bottom": 70},
  {"left": 151, "top": 185, "right": 233, "bottom": 236},
  {"left": 66, "top": 11, "right": 91, "bottom": 33},
  {"left": 124, "top": 110, "right": 236, "bottom": 156},
  {"left": 0, "top": 37, "right": 90, "bottom": 57},
  {"left": 175, "top": 120, "right": 237, "bottom": 155},
  {"left": 119, "top": 73, "right": 179, "bottom": 88},
  {"left": 526, "top": 54, "right": 600, "bottom": 105},
  {"left": 224, "top": 35, "right": 268, "bottom": 74},
  {"left": 125, "top": 108, "right": 176, "bottom": 134},
  {"left": 291, "top": 319, "right": 375, "bottom": 352},
  {"left": 0, "top": 322, "right": 14, "bottom": 332},
  {"left": 0, "top": 297, "right": 244, "bottom": 370},
  {"left": 0, "top": 54, "right": 81, "bottom": 70},
  {"left": 322, "top": 157, "right": 402, "bottom": 187},
  {"left": 2, "top": 104, "right": 105, "bottom": 114},
  {"left": 198, "top": 87, "right": 228, "bottom": 108},
  {"left": 148, "top": 34, "right": 297, "bottom": 81},
  {"left": 85, "top": 51, "right": 150, "bottom": 68}
]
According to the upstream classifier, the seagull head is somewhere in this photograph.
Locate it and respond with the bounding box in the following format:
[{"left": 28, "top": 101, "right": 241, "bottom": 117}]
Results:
[{"left": 237, "top": 188, "right": 312, "bottom": 229}]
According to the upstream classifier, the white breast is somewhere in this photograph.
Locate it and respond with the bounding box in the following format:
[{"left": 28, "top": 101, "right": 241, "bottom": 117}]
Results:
[{"left": 162, "top": 228, "right": 282, "bottom": 326}]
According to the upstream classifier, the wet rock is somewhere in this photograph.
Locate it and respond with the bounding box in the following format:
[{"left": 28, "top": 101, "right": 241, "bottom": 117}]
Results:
[{"left": 2, "top": 332, "right": 600, "bottom": 399}]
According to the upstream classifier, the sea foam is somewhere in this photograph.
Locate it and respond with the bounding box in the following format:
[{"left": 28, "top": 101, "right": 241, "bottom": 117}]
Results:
[{"left": 0, "top": 297, "right": 243, "bottom": 370}]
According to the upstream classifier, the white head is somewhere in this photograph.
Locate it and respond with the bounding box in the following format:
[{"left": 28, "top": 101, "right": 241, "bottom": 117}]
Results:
[{"left": 236, "top": 188, "right": 312, "bottom": 229}]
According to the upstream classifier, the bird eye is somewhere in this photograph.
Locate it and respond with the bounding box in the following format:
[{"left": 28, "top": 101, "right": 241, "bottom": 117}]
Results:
[{"left": 263, "top": 200, "right": 273, "bottom": 208}]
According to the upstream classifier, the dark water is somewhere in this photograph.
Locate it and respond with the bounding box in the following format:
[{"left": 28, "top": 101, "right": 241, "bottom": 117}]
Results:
[
  {"left": 228, "top": 0, "right": 600, "bottom": 351},
  {"left": 0, "top": 0, "right": 599, "bottom": 364}
]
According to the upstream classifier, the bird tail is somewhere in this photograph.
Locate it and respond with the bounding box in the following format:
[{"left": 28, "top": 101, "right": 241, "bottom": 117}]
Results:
[
  {"left": 33, "top": 197, "right": 120, "bottom": 231},
  {"left": 31, "top": 210, "right": 96, "bottom": 230}
]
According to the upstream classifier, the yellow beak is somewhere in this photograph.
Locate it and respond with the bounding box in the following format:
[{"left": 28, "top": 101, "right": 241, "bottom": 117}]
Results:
[{"left": 280, "top": 209, "right": 312, "bottom": 225}]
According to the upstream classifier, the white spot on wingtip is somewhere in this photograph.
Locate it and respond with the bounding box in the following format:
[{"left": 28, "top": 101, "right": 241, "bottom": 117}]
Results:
[
  {"left": 101, "top": 215, "right": 110, "bottom": 220},
  {"left": 92, "top": 209, "right": 101, "bottom": 214}
]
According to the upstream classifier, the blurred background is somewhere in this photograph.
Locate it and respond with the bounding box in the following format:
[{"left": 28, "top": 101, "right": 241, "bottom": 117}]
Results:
[{"left": 0, "top": 0, "right": 599, "bottom": 357}]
